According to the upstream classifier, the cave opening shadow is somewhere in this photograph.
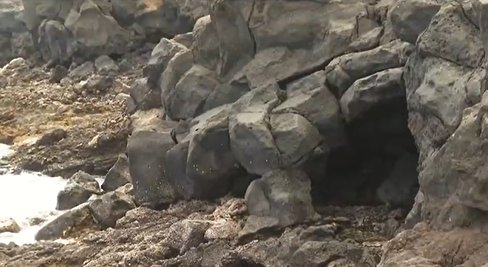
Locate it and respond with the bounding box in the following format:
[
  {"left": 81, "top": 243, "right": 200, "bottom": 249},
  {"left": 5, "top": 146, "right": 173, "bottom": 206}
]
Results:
[{"left": 309, "top": 98, "right": 419, "bottom": 211}]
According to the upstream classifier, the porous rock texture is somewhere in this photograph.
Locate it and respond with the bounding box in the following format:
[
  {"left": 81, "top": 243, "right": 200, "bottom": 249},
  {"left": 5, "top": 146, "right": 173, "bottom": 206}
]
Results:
[{"left": 2, "top": 0, "right": 488, "bottom": 266}]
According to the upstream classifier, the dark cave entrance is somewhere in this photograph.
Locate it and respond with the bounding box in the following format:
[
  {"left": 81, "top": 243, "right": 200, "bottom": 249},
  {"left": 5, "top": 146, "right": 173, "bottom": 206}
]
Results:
[{"left": 309, "top": 96, "right": 419, "bottom": 210}]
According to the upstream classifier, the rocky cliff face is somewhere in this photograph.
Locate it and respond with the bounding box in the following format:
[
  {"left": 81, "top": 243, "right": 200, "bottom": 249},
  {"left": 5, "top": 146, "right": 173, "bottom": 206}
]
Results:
[{"left": 1, "top": 0, "right": 488, "bottom": 266}]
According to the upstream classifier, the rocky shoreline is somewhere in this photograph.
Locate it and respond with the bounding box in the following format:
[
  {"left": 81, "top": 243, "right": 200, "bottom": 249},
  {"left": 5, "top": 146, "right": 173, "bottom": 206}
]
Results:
[{"left": 1, "top": 0, "right": 488, "bottom": 266}]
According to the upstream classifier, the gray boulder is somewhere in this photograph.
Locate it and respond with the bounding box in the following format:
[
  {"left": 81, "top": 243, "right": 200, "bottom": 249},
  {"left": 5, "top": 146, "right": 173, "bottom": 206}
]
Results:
[
  {"left": 101, "top": 154, "right": 131, "bottom": 192},
  {"left": 129, "top": 78, "right": 162, "bottom": 113},
  {"left": 94, "top": 55, "right": 119, "bottom": 74},
  {"left": 164, "top": 219, "right": 211, "bottom": 254},
  {"left": 64, "top": 0, "right": 130, "bottom": 58},
  {"left": 166, "top": 64, "right": 220, "bottom": 120},
  {"left": 127, "top": 130, "right": 178, "bottom": 208},
  {"left": 166, "top": 105, "right": 242, "bottom": 199},
  {"left": 161, "top": 49, "right": 194, "bottom": 110},
  {"left": 245, "top": 169, "right": 316, "bottom": 226},
  {"left": 417, "top": 3, "right": 484, "bottom": 68},
  {"left": 36, "top": 203, "right": 96, "bottom": 241},
  {"left": 38, "top": 20, "right": 74, "bottom": 64},
  {"left": 143, "top": 38, "right": 186, "bottom": 88},
  {"left": 325, "top": 40, "right": 413, "bottom": 96},
  {"left": 88, "top": 191, "right": 136, "bottom": 228},
  {"left": 210, "top": 0, "right": 255, "bottom": 79},
  {"left": 229, "top": 84, "right": 283, "bottom": 175},
  {"left": 275, "top": 71, "right": 345, "bottom": 149},
  {"left": 270, "top": 113, "right": 322, "bottom": 166},
  {"left": 56, "top": 170, "right": 101, "bottom": 210},
  {"left": 192, "top": 15, "right": 219, "bottom": 71},
  {"left": 340, "top": 67, "right": 405, "bottom": 122},
  {"left": 388, "top": 0, "right": 441, "bottom": 44},
  {"left": 406, "top": 56, "right": 484, "bottom": 161}
]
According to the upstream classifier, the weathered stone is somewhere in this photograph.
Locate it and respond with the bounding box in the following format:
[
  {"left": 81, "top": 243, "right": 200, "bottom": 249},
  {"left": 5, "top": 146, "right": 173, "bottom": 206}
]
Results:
[
  {"left": 64, "top": 0, "right": 131, "bottom": 58},
  {"left": 388, "top": 0, "right": 441, "bottom": 44},
  {"left": 38, "top": 20, "right": 74, "bottom": 64},
  {"left": 143, "top": 38, "right": 186, "bottom": 88},
  {"left": 340, "top": 67, "right": 405, "bottom": 122},
  {"left": 127, "top": 130, "right": 178, "bottom": 208},
  {"left": 164, "top": 219, "right": 211, "bottom": 254},
  {"left": 192, "top": 15, "right": 219, "bottom": 71},
  {"left": 102, "top": 154, "right": 131, "bottom": 191},
  {"left": 245, "top": 169, "right": 315, "bottom": 226},
  {"left": 129, "top": 78, "right": 161, "bottom": 112},
  {"left": 238, "top": 215, "right": 280, "bottom": 241},
  {"left": 291, "top": 240, "right": 377, "bottom": 267},
  {"left": 0, "top": 218, "right": 20, "bottom": 234},
  {"left": 94, "top": 55, "right": 118, "bottom": 74},
  {"left": 204, "top": 219, "right": 240, "bottom": 241},
  {"left": 229, "top": 84, "right": 283, "bottom": 175},
  {"left": 275, "top": 74, "right": 345, "bottom": 149},
  {"left": 69, "top": 61, "right": 94, "bottom": 80},
  {"left": 50, "top": 65, "right": 68, "bottom": 83},
  {"left": 405, "top": 55, "right": 484, "bottom": 161},
  {"left": 88, "top": 191, "right": 136, "bottom": 228},
  {"left": 172, "top": 32, "right": 193, "bottom": 48},
  {"left": 166, "top": 64, "right": 220, "bottom": 120},
  {"left": 56, "top": 170, "right": 101, "bottom": 210},
  {"left": 188, "top": 106, "right": 240, "bottom": 199},
  {"left": 161, "top": 49, "right": 194, "bottom": 110},
  {"left": 325, "top": 40, "right": 413, "bottom": 96},
  {"left": 36, "top": 203, "right": 97, "bottom": 241},
  {"left": 417, "top": 3, "right": 484, "bottom": 68},
  {"left": 270, "top": 113, "right": 322, "bottom": 166},
  {"left": 210, "top": 0, "right": 255, "bottom": 79}
]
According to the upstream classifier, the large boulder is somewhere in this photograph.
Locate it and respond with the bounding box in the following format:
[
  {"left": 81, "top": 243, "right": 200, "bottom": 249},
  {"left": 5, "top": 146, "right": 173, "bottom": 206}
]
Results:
[
  {"left": 405, "top": 2, "right": 485, "bottom": 162},
  {"left": 192, "top": 15, "right": 219, "bottom": 71},
  {"left": 166, "top": 105, "right": 243, "bottom": 199},
  {"left": 88, "top": 191, "right": 136, "bottom": 228},
  {"left": 56, "top": 171, "right": 101, "bottom": 210},
  {"left": 229, "top": 84, "right": 283, "bottom": 175},
  {"left": 64, "top": 0, "right": 131, "bottom": 58},
  {"left": 36, "top": 203, "right": 97, "bottom": 241},
  {"left": 143, "top": 38, "right": 186, "bottom": 88},
  {"left": 161, "top": 49, "right": 194, "bottom": 110},
  {"left": 245, "top": 169, "right": 316, "bottom": 226},
  {"left": 166, "top": 64, "right": 220, "bottom": 120},
  {"left": 127, "top": 129, "right": 178, "bottom": 208},
  {"left": 210, "top": 0, "right": 255, "bottom": 79},
  {"left": 340, "top": 67, "right": 405, "bottom": 122},
  {"left": 388, "top": 0, "right": 441, "bottom": 44},
  {"left": 325, "top": 40, "right": 413, "bottom": 96},
  {"left": 129, "top": 78, "right": 162, "bottom": 112},
  {"left": 269, "top": 113, "right": 322, "bottom": 166},
  {"left": 37, "top": 20, "right": 74, "bottom": 64},
  {"left": 101, "top": 154, "right": 131, "bottom": 192},
  {"left": 229, "top": 0, "right": 377, "bottom": 87},
  {"left": 275, "top": 71, "right": 345, "bottom": 149}
]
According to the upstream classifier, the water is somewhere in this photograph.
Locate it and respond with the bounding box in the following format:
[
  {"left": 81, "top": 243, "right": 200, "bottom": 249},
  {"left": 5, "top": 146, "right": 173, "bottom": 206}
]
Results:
[{"left": 0, "top": 144, "right": 68, "bottom": 245}]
